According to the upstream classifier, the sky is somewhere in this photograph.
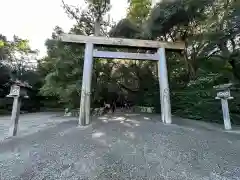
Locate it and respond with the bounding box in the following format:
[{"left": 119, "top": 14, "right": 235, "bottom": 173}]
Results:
[{"left": 0, "top": 0, "right": 129, "bottom": 57}]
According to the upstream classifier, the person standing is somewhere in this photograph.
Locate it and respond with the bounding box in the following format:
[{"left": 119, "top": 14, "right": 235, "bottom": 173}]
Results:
[{"left": 111, "top": 101, "right": 116, "bottom": 113}]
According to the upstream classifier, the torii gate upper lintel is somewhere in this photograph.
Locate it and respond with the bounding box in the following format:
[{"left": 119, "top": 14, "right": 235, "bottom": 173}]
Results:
[{"left": 59, "top": 34, "right": 185, "bottom": 126}]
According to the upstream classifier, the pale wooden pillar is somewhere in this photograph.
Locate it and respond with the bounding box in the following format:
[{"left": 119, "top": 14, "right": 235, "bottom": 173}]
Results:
[
  {"left": 221, "top": 99, "right": 232, "bottom": 130},
  {"left": 79, "top": 85, "right": 86, "bottom": 125},
  {"left": 9, "top": 97, "right": 21, "bottom": 136},
  {"left": 79, "top": 43, "right": 94, "bottom": 125},
  {"left": 157, "top": 48, "right": 172, "bottom": 124},
  {"left": 214, "top": 84, "right": 233, "bottom": 130}
]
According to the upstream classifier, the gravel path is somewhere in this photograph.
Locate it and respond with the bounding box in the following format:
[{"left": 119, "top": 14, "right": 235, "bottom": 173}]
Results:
[
  {"left": 0, "top": 112, "right": 73, "bottom": 141},
  {"left": 0, "top": 113, "right": 240, "bottom": 179}
]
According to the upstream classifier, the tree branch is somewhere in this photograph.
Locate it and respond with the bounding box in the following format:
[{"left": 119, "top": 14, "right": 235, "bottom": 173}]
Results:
[
  {"left": 62, "top": 0, "right": 81, "bottom": 25},
  {"left": 230, "top": 38, "right": 236, "bottom": 51},
  {"left": 117, "top": 82, "right": 139, "bottom": 93}
]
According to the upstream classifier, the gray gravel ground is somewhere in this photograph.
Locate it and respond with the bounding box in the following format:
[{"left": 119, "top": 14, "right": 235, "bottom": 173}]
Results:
[
  {"left": 0, "top": 112, "right": 240, "bottom": 180},
  {"left": 0, "top": 112, "right": 71, "bottom": 141}
]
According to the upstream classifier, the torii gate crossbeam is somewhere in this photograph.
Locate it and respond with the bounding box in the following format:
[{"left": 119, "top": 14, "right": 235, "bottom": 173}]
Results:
[{"left": 60, "top": 34, "right": 185, "bottom": 126}]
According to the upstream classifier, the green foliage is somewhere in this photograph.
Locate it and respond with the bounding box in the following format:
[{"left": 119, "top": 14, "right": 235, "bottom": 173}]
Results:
[
  {"left": 0, "top": 34, "right": 10, "bottom": 60},
  {"left": 0, "top": 40, "right": 4, "bottom": 48},
  {"left": 109, "top": 19, "right": 140, "bottom": 38},
  {"left": 110, "top": 0, "right": 240, "bottom": 123},
  {"left": 127, "top": 0, "right": 152, "bottom": 26},
  {"left": 0, "top": 34, "right": 43, "bottom": 113},
  {"left": 39, "top": 34, "right": 84, "bottom": 108}
]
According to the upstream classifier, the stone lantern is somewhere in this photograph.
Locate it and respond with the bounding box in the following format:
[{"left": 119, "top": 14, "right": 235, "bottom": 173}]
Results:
[
  {"left": 6, "top": 80, "right": 31, "bottom": 136},
  {"left": 214, "top": 83, "right": 233, "bottom": 130}
]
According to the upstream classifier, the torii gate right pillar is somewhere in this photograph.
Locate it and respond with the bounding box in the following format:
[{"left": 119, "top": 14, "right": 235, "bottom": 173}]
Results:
[{"left": 158, "top": 48, "right": 172, "bottom": 124}]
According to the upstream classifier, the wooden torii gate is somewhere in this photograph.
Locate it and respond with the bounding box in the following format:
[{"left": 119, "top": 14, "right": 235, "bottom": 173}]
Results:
[{"left": 60, "top": 34, "right": 185, "bottom": 126}]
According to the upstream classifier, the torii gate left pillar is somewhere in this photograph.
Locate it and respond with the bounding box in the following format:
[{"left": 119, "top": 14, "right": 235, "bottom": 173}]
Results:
[
  {"left": 79, "top": 43, "right": 94, "bottom": 125},
  {"left": 60, "top": 34, "right": 185, "bottom": 126}
]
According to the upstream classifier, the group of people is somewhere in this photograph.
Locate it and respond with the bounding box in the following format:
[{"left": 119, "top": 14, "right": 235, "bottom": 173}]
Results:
[
  {"left": 100, "top": 91, "right": 133, "bottom": 114},
  {"left": 103, "top": 101, "right": 116, "bottom": 114},
  {"left": 103, "top": 99, "right": 132, "bottom": 114}
]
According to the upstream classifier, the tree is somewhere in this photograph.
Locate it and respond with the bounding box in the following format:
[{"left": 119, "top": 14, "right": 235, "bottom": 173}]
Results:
[
  {"left": 62, "top": 0, "right": 111, "bottom": 35},
  {"left": 127, "top": 0, "right": 152, "bottom": 26},
  {"left": 40, "top": 0, "right": 115, "bottom": 109},
  {"left": 0, "top": 34, "right": 42, "bottom": 113},
  {"left": 109, "top": 0, "right": 151, "bottom": 38},
  {"left": 39, "top": 26, "right": 84, "bottom": 108},
  {"left": 107, "top": 0, "right": 240, "bottom": 123},
  {"left": 204, "top": 0, "right": 240, "bottom": 81}
]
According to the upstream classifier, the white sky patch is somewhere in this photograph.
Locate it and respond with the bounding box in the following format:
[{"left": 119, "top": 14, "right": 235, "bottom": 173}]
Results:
[{"left": 0, "top": 0, "right": 128, "bottom": 57}]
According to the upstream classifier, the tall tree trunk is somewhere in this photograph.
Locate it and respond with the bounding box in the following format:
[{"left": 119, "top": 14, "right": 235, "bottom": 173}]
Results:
[
  {"left": 183, "top": 49, "right": 196, "bottom": 80},
  {"left": 229, "top": 58, "right": 240, "bottom": 81},
  {"left": 94, "top": 19, "right": 101, "bottom": 36}
]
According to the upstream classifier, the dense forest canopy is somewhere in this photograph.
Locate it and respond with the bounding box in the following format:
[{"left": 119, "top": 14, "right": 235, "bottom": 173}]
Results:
[{"left": 1, "top": 0, "right": 240, "bottom": 124}]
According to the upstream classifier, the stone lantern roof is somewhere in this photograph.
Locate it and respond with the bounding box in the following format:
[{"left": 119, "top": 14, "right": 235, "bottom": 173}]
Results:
[{"left": 9, "top": 79, "right": 32, "bottom": 89}]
